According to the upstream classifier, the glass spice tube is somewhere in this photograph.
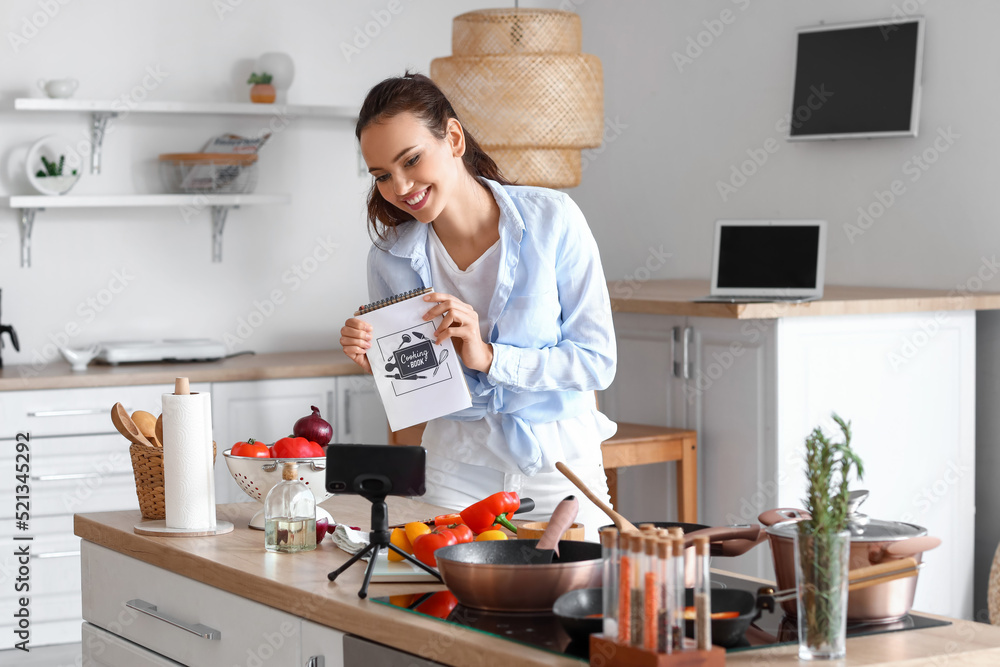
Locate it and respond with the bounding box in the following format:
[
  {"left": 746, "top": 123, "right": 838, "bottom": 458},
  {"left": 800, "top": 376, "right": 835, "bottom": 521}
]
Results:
[
  {"left": 630, "top": 533, "right": 645, "bottom": 647},
  {"left": 643, "top": 536, "right": 659, "bottom": 652},
  {"left": 617, "top": 531, "right": 634, "bottom": 644},
  {"left": 657, "top": 538, "right": 671, "bottom": 653},
  {"left": 600, "top": 527, "right": 619, "bottom": 639},
  {"left": 693, "top": 536, "right": 712, "bottom": 650},
  {"left": 671, "top": 536, "right": 686, "bottom": 651}
]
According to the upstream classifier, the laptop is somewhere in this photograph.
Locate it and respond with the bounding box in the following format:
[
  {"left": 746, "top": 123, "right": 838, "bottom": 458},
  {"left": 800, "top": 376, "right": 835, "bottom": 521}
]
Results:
[{"left": 696, "top": 220, "right": 827, "bottom": 303}]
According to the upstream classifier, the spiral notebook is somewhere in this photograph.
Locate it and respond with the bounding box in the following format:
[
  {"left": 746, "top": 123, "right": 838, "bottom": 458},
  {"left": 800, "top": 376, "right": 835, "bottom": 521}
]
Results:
[{"left": 355, "top": 287, "right": 472, "bottom": 432}]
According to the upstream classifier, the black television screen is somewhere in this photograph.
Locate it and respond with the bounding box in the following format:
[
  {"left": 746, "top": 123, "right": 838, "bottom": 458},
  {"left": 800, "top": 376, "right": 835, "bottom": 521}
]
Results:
[{"left": 789, "top": 18, "right": 924, "bottom": 139}]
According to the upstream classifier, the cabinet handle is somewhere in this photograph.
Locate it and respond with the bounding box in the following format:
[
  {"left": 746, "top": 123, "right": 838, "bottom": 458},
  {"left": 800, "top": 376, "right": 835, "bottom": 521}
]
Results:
[
  {"left": 28, "top": 407, "right": 123, "bottom": 417},
  {"left": 682, "top": 326, "right": 693, "bottom": 380},
  {"left": 125, "top": 599, "right": 221, "bottom": 640},
  {"left": 32, "top": 471, "right": 133, "bottom": 482},
  {"left": 306, "top": 657, "right": 325, "bottom": 667},
  {"left": 36, "top": 550, "right": 81, "bottom": 559},
  {"left": 671, "top": 326, "right": 681, "bottom": 378}
]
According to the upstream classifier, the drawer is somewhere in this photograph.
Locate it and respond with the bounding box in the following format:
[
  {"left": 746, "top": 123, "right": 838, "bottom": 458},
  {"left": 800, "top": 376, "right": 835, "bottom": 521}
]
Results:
[
  {"left": 0, "top": 616, "right": 83, "bottom": 649},
  {"left": 0, "top": 433, "right": 133, "bottom": 493},
  {"left": 0, "top": 383, "right": 209, "bottom": 438},
  {"left": 83, "top": 622, "right": 184, "bottom": 666},
  {"left": 82, "top": 542, "right": 300, "bottom": 667},
  {"left": 0, "top": 468, "right": 137, "bottom": 519}
]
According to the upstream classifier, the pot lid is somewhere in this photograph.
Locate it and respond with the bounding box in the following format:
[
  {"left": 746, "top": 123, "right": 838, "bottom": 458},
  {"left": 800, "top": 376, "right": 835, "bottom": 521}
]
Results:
[{"left": 766, "top": 490, "right": 926, "bottom": 541}]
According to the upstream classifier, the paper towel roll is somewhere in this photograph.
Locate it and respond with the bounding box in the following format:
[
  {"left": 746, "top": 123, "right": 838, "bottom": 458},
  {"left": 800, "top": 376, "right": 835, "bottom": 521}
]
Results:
[{"left": 162, "top": 391, "right": 217, "bottom": 530}]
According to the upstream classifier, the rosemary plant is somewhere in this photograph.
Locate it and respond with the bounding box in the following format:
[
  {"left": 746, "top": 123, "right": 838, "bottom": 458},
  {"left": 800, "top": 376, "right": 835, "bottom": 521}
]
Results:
[{"left": 796, "top": 413, "right": 864, "bottom": 657}]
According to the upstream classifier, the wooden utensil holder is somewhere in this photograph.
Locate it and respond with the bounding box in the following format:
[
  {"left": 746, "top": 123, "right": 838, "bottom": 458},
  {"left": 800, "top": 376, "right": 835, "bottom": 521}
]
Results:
[{"left": 589, "top": 635, "right": 726, "bottom": 667}]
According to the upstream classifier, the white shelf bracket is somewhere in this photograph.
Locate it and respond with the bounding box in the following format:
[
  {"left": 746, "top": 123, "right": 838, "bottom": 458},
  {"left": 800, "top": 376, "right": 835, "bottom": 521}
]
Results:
[
  {"left": 210, "top": 205, "right": 233, "bottom": 262},
  {"left": 18, "top": 208, "right": 38, "bottom": 268},
  {"left": 90, "top": 111, "right": 118, "bottom": 175}
]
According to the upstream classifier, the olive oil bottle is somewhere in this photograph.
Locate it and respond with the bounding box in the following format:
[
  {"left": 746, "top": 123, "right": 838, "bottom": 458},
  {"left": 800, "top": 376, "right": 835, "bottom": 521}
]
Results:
[{"left": 264, "top": 461, "right": 316, "bottom": 553}]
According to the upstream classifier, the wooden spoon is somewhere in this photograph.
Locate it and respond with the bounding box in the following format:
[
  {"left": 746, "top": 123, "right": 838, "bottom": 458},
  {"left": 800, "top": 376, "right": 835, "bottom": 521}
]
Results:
[
  {"left": 111, "top": 402, "right": 154, "bottom": 448},
  {"left": 555, "top": 461, "right": 639, "bottom": 533},
  {"left": 154, "top": 414, "right": 164, "bottom": 448}
]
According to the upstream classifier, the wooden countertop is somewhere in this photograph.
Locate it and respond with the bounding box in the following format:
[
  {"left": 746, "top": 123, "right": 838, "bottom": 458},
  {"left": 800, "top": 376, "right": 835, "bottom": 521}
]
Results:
[
  {"left": 76, "top": 501, "right": 1000, "bottom": 666},
  {"left": 608, "top": 279, "right": 1000, "bottom": 319},
  {"left": 0, "top": 350, "right": 363, "bottom": 392}
]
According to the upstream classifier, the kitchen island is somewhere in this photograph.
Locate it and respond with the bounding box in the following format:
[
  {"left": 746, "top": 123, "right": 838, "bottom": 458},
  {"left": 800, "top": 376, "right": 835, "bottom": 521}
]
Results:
[
  {"left": 603, "top": 280, "right": 1000, "bottom": 621},
  {"left": 75, "top": 500, "right": 1000, "bottom": 666}
]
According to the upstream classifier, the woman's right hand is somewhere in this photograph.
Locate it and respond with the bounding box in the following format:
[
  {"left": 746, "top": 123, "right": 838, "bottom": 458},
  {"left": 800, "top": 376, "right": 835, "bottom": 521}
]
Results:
[{"left": 340, "top": 317, "right": 373, "bottom": 374}]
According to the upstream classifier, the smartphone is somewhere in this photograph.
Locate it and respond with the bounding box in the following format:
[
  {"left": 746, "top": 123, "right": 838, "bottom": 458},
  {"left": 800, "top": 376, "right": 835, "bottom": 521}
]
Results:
[{"left": 325, "top": 444, "right": 426, "bottom": 498}]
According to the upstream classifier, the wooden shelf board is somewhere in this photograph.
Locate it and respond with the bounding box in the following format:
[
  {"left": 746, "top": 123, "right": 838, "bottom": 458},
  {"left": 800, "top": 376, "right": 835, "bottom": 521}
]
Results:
[
  {"left": 4, "top": 193, "right": 291, "bottom": 208},
  {"left": 13, "top": 97, "right": 356, "bottom": 118}
]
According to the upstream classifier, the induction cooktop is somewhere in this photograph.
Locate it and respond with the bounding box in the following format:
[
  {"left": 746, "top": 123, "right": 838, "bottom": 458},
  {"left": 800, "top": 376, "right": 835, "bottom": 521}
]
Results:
[{"left": 371, "top": 573, "right": 950, "bottom": 662}]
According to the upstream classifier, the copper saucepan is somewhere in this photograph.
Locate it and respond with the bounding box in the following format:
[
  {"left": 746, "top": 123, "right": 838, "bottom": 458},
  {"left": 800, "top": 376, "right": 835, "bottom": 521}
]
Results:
[{"left": 758, "top": 490, "right": 942, "bottom": 622}]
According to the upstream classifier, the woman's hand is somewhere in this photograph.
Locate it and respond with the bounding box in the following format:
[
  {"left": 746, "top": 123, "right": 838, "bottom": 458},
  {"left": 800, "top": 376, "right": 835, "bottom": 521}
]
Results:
[
  {"left": 422, "top": 292, "right": 494, "bottom": 373},
  {"left": 340, "top": 317, "right": 373, "bottom": 374}
]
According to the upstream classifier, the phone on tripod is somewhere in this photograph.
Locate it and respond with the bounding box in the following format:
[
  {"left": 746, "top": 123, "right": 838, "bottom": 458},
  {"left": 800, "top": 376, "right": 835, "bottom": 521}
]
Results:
[{"left": 325, "top": 444, "right": 425, "bottom": 499}]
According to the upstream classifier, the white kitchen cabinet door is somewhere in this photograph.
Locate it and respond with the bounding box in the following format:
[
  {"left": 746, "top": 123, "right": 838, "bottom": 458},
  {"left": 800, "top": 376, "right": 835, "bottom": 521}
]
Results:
[
  {"left": 603, "top": 312, "right": 690, "bottom": 521},
  {"left": 684, "top": 316, "right": 777, "bottom": 580},
  {"left": 335, "top": 375, "right": 388, "bottom": 445},
  {"left": 82, "top": 622, "right": 185, "bottom": 666},
  {"left": 775, "top": 311, "right": 976, "bottom": 620},
  {"left": 210, "top": 377, "right": 338, "bottom": 503},
  {"left": 301, "top": 619, "right": 346, "bottom": 667}
]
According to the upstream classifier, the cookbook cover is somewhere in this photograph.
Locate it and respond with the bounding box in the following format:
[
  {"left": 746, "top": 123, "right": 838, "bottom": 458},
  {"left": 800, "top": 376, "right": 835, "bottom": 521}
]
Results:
[{"left": 356, "top": 288, "right": 472, "bottom": 431}]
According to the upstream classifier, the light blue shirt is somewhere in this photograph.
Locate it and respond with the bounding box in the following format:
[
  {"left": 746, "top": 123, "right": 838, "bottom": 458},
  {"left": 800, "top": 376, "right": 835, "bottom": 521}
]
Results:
[{"left": 366, "top": 179, "right": 617, "bottom": 475}]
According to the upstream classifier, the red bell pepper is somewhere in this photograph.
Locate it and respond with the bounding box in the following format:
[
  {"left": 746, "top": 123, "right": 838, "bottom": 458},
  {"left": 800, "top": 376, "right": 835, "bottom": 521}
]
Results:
[
  {"left": 433, "top": 513, "right": 464, "bottom": 527},
  {"left": 412, "top": 527, "right": 458, "bottom": 567},
  {"left": 271, "top": 436, "right": 324, "bottom": 458},
  {"left": 459, "top": 492, "right": 520, "bottom": 534}
]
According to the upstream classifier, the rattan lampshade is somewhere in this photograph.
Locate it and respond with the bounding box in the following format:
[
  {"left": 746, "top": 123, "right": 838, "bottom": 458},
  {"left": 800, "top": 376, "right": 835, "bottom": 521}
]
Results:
[{"left": 430, "top": 8, "right": 603, "bottom": 188}]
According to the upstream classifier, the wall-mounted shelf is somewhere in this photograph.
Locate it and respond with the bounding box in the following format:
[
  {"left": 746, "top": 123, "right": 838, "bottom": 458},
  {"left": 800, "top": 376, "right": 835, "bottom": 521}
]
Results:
[
  {"left": 4, "top": 194, "right": 291, "bottom": 267},
  {"left": 13, "top": 98, "right": 357, "bottom": 174}
]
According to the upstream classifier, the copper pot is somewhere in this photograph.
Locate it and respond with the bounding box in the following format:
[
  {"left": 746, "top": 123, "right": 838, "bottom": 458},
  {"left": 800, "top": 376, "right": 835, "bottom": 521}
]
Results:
[{"left": 758, "top": 490, "right": 941, "bottom": 623}]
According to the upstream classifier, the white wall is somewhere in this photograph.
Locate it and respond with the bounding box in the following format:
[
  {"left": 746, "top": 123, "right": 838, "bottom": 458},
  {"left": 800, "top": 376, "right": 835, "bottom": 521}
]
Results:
[{"left": 0, "top": 0, "right": 525, "bottom": 373}]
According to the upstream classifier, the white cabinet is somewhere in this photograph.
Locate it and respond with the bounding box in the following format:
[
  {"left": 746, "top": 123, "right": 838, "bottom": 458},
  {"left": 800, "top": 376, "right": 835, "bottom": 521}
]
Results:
[
  {"left": 301, "top": 620, "right": 346, "bottom": 667},
  {"left": 210, "top": 376, "right": 387, "bottom": 503},
  {"left": 82, "top": 542, "right": 301, "bottom": 667},
  {"left": 609, "top": 310, "right": 976, "bottom": 619},
  {"left": 0, "top": 383, "right": 207, "bottom": 648}
]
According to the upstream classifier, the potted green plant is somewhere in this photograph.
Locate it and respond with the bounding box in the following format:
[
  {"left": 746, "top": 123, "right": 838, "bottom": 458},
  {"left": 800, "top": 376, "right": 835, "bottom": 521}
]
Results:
[
  {"left": 27, "top": 139, "right": 81, "bottom": 195},
  {"left": 247, "top": 72, "right": 275, "bottom": 103},
  {"left": 795, "top": 413, "right": 864, "bottom": 660}
]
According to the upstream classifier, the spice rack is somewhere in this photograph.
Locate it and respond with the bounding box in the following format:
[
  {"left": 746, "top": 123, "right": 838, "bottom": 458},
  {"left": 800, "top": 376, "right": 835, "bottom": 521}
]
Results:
[{"left": 590, "top": 636, "right": 726, "bottom": 667}]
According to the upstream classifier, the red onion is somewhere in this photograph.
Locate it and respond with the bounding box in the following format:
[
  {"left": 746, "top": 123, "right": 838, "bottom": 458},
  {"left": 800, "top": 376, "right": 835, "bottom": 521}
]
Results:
[{"left": 293, "top": 406, "right": 333, "bottom": 446}]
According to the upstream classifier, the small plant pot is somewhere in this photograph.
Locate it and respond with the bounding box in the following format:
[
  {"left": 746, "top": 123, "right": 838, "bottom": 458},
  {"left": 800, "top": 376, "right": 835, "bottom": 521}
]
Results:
[
  {"left": 250, "top": 83, "right": 276, "bottom": 103},
  {"left": 31, "top": 174, "right": 80, "bottom": 195},
  {"left": 26, "top": 135, "right": 82, "bottom": 195}
]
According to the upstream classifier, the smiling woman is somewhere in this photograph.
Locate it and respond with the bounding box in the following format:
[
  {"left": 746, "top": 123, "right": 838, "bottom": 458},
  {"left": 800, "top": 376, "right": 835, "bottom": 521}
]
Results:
[{"left": 338, "top": 72, "right": 618, "bottom": 540}]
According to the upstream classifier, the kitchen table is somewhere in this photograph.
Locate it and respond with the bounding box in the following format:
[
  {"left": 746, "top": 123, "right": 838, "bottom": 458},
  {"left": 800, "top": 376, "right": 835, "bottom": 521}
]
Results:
[{"left": 75, "top": 500, "right": 1000, "bottom": 666}]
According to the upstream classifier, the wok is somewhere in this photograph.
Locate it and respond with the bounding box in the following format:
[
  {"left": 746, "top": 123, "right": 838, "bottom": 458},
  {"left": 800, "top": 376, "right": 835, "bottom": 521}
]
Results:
[
  {"left": 434, "top": 539, "right": 602, "bottom": 612},
  {"left": 552, "top": 587, "right": 603, "bottom": 643}
]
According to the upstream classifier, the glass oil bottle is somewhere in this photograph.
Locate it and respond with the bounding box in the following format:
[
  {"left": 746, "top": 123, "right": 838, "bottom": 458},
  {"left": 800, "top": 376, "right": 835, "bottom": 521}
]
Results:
[{"left": 264, "top": 461, "right": 316, "bottom": 553}]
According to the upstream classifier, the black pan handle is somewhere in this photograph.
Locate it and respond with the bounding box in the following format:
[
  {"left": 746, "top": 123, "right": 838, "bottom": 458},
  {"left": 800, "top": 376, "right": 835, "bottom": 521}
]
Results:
[{"left": 514, "top": 497, "right": 535, "bottom": 515}]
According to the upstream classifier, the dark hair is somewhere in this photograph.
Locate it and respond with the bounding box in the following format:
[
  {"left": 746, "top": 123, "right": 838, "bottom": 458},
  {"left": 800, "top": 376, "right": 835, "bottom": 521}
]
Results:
[{"left": 356, "top": 72, "right": 511, "bottom": 245}]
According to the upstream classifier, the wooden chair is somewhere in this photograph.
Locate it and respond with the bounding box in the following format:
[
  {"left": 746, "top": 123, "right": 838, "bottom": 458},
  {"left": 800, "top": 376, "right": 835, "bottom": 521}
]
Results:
[{"left": 388, "top": 417, "right": 698, "bottom": 523}]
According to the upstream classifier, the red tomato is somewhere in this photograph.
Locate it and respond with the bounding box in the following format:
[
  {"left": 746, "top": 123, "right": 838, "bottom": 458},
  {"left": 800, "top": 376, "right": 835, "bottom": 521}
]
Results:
[
  {"left": 271, "top": 436, "right": 324, "bottom": 458},
  {"left": 231, "top": 440, "right": 270, "bottom": 458},
  {"left": 449, "top": 524, "right": 474, "bottom": 544},
  {"left": 412, "top": 528, "right": 458, "bottom": 567}
]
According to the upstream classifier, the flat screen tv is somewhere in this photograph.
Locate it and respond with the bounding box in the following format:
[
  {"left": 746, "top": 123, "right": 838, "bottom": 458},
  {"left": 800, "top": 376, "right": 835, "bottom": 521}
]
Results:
[{"left": 788, "top": 17, "right": 924, "bottom": 140}]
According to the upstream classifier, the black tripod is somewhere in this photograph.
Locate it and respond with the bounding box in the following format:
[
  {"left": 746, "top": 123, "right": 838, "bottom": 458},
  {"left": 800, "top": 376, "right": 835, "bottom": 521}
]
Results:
[{"left": 327, "top": 495, "right": 442, "bottom": 599}]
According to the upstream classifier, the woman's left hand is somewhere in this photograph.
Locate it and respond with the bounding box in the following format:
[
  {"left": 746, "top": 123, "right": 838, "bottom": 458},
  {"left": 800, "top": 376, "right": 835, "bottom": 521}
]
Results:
[{"left": 422, "top": 292, "right": 493, "bottom": 373}]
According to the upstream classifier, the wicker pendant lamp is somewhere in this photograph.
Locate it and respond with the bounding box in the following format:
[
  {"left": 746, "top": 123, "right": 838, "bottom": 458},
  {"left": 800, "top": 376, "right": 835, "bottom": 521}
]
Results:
[{"left": 430, "top": 8, "right": 603, "bottom": 189}]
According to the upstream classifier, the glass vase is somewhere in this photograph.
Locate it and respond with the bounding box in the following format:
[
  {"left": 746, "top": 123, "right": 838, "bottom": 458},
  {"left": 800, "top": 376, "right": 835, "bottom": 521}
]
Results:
[{"left": 794, "top": 528, "right": 851, "bottom": 660}]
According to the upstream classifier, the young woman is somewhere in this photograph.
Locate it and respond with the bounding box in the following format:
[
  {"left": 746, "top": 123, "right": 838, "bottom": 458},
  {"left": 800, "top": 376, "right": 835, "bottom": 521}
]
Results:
[{"left": 340, "top": 73, "right": 618, "bottom": 540}]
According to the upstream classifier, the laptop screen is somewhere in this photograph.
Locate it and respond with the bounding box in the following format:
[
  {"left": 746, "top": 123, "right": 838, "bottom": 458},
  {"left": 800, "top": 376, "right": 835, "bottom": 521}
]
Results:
[{"left": 717, "top": 224, "right": 821, "bottom": 289}]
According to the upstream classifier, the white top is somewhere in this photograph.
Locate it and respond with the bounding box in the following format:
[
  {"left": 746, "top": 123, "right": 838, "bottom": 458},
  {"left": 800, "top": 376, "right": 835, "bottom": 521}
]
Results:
[{"left": 423, "top": 223, "right": 617, "bottom": 474}]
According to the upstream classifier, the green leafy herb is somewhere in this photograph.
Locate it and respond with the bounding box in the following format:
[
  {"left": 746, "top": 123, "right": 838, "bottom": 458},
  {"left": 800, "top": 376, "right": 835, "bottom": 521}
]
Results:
[
  {"left": 37, "top": 154, "right": 71, "bottom": 177},
  {"left": 797, "top": 413, "right": 864, "bottom": 655},
  {"left": 247, "top": 72, "right": 273, "bottom": 85}
]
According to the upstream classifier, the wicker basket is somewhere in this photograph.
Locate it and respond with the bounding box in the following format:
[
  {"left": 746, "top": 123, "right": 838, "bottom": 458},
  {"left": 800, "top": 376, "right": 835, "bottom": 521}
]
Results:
[{"left": 129, "top": 441, "right": 216, "bottom": 520}]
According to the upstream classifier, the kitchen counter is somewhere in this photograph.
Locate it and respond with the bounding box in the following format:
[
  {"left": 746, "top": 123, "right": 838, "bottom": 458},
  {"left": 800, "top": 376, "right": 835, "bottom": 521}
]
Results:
[
  {"left": 75, "top": 501, "right": 1000, "bottom": 666},
  {"left": 0, "top": 349, "right": 362, "bottom": 391},
  {"left": 608, "top": 279, "right": 1000, "bottom": 318}
]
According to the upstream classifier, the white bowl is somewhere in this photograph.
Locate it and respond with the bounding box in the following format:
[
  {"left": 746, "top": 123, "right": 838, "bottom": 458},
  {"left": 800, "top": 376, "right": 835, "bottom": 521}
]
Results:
[{"left": 223, "top": 449, "right": 334, "bottom": 529}]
